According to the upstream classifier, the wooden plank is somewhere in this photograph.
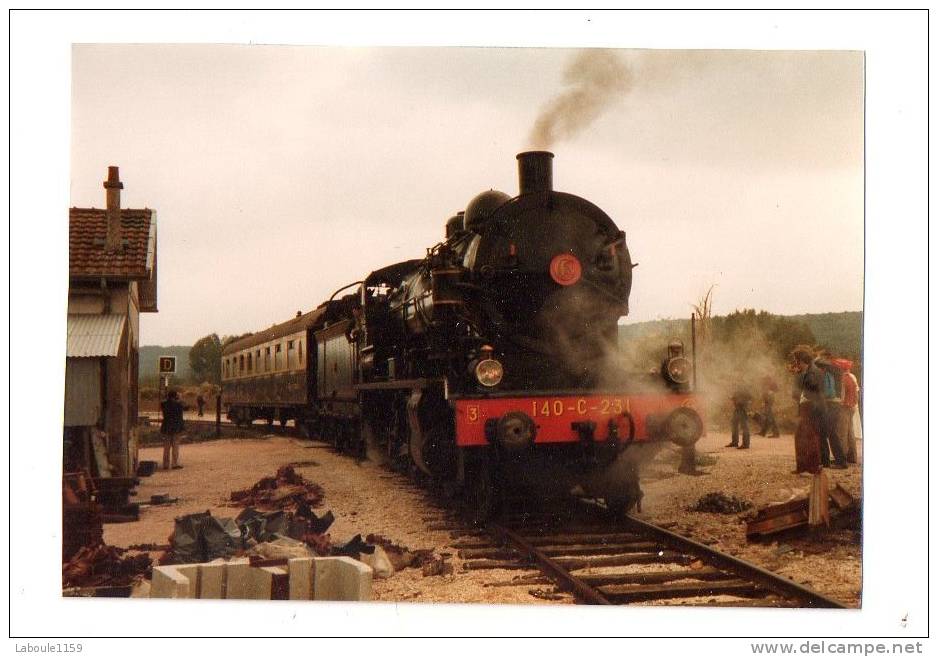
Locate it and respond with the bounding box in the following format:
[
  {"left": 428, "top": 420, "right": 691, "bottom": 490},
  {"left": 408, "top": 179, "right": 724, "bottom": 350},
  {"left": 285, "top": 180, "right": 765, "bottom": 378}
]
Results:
[
  {"left": 462, "top": 560, "right": 537, "bottom": 571},
  {"left": 602, "top": 579, "right": 762, "bottom": 603},
  {"left": 746, "top": 511, "right": 809, "bottom": 538},
  {"left": 523, "top": 532, "right": 647, "bottom": 546},
  {"left": 558, "top": 551, "right": 692, "bottom": 571},
  {"left": 829, "top": 484, "right": 856, "bottom": 511},
  {"left": 577, "top": 567, "right": 730, "bottom": 587},
  {"left": 675, "top": 597, "right": 795, "bottom": 608},
  {"left": 751, "top": 498, "right": 808, "bottom": 520},
  {"left": 458, "top": 547, "right": 519, "bottom": 561}
]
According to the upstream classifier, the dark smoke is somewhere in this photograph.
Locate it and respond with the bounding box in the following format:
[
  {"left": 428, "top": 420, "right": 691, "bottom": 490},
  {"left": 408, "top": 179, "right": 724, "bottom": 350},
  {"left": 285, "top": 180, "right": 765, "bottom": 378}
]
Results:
[{"left": 528, "top": 49, "right": 631, "bottom": 150}]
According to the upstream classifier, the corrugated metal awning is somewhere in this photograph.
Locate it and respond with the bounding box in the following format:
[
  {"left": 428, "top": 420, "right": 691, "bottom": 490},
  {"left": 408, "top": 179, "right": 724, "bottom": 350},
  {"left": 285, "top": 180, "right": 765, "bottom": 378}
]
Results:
[{"left": 66, "top": 313, "right": 127, "bottom": 357}]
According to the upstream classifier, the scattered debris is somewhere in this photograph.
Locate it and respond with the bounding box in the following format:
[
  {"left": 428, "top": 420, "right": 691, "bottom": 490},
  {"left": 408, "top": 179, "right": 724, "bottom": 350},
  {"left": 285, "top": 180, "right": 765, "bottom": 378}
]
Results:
[
  {"left": 229, "top": 465, "right": 324, "bottom": 510},
  {"left": 128, "top": 542, "right": 170, "bottom": 552},
  {"left": 361, "top": 545, "right": 395, "bottom": 579},
  {"left": 136, "top": 461, "right": 158, "bottom": 477},
  {"left": 332, "top": 534, "right": 375, "bottom": 558},
  {"left": 245, "top": 536, "right": 312, "bottom": 561},
  {"left": 63, "top": 544, "right": 151, "bottom": 589},
  {"left": 365, "top": 534, "right": 436, "bottom": 571},
  {"left": 63, "top": 471, "right": 103, "bottom": 562},
  {"left": 746, "top": 485, "right": 859, "bottom": 540},
  {"left": 528, "top": 588, "right": 565, "bottom": 601},
  {"left": 167, "top": 510, "right": 242, "bottom": 564},
  {"left": 689, "top": 492, "right": 753, "bottom": 514},
  {"left": 421, "top": 554, "right": 454, "bottom": 577}
]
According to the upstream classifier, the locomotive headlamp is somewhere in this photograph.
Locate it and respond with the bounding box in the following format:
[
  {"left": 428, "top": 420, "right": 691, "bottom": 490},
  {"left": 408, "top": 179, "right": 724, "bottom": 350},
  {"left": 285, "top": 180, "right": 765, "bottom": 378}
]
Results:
[
  {"left": 475, "top": 357, "right": 504, "bottom": 387},
  {"left": 666, "top": 356, "right": 691, "bottom": 384}
]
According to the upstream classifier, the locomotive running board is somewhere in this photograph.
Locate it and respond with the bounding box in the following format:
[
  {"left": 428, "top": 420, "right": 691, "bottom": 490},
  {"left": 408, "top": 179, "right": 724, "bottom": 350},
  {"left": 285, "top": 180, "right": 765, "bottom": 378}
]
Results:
[{"left": 354, "top": 377, "right": 444, "bottom": 392}]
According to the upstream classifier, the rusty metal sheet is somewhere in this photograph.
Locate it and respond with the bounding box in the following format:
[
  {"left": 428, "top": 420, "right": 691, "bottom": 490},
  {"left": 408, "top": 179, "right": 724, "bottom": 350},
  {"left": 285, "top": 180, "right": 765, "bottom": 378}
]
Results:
[
  {"left": 66, "top": 313, "right": 126, "bottom": 357},
  {"left": 64, "top": 358, "right": 102, "bottom": 426}
]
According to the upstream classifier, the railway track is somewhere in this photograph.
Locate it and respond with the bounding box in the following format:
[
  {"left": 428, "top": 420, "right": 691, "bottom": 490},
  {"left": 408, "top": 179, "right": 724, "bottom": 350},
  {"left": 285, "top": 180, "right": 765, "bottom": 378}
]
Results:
[
  {"left": 452, "top": 501, "right": 846, "bottom": 608},
  {"left": 144, "top": 417, "right": 846, "bottom": 608}
]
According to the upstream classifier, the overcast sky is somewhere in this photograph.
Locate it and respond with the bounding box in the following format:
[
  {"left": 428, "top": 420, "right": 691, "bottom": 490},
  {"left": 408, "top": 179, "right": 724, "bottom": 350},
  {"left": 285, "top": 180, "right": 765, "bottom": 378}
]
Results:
[{"left": 70, "top": 46, "right": 864, "bottom": 346}]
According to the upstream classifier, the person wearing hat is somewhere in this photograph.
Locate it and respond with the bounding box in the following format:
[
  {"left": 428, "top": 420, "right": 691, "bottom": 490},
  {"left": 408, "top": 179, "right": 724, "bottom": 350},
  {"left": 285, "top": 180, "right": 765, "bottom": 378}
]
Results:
[{"left": 160, "top": 390, "right": 186, "bottom": 470}]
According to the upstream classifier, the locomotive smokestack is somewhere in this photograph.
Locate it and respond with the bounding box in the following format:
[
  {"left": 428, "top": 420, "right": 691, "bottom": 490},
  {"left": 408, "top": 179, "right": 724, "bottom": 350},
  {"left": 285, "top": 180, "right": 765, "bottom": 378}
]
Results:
[{"left": 517, "top": 151, "right": 554, "bottom": 195}]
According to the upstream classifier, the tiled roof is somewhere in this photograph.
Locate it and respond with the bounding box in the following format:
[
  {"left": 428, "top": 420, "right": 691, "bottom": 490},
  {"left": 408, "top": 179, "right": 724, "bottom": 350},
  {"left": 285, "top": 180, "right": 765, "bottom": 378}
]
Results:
[
  {"left": 69, "top": 207, "right": 155, "bottom": 279},
  {"left": 66, "top": 313, "right": 127, "bottom": 357}
]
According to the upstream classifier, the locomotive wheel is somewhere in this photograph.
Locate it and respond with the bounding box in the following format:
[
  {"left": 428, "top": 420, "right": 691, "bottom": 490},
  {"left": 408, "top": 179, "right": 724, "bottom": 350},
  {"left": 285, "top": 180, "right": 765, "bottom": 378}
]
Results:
[{"left": 605, "top": 495, "right": 640, "bottom": 518}]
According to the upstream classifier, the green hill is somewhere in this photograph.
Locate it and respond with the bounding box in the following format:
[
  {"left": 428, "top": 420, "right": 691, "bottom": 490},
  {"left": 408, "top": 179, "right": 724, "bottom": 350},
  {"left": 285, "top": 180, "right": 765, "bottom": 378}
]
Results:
[
  {"left": 619, "top": 311, "right": 863, "bottom": 358},
  {"left": 787, "top": 312, "right": 863, "bottom": 358}
]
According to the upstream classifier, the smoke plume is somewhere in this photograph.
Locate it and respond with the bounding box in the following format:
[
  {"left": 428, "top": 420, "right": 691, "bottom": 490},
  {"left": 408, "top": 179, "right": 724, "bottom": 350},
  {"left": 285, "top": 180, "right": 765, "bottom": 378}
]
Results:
[{"left": 528, "top": 49, "right": 631, "bottom": 149}]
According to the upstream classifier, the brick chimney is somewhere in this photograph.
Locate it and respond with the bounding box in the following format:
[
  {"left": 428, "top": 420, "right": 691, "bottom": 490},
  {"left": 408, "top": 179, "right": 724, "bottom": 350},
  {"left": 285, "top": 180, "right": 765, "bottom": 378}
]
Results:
[{"left": 104, "top": 166, "right": 124, "bottom": 251}]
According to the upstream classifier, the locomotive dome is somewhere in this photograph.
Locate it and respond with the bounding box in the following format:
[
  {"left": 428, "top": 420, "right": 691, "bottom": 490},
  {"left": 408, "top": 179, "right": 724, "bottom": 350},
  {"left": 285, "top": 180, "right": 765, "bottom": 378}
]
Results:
[{"left": 463, "top": 189, "right": 511, "bottom": 232}]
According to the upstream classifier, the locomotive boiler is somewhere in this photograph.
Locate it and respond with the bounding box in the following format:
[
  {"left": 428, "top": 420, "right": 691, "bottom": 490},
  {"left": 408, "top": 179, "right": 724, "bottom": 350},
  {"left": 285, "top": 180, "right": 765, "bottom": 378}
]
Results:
[{"left": 222, "top": 151, "right": 703, "bottom": 518}]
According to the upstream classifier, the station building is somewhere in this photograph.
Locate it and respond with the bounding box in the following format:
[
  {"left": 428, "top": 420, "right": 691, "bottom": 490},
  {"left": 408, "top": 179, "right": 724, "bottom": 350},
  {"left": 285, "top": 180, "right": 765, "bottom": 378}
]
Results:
[{"left": 65, "top": 166, "right": 158, "bottom": 478}]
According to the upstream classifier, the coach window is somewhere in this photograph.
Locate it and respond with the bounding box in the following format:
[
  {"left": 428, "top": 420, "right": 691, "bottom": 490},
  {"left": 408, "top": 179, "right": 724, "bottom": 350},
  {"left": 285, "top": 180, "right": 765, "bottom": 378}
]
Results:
[
  {"left": 298, "top": 340, "right": 304, "bottom": 365},
  {"left": 247, "top": 353, "right": 253, "bottom": 373},
  {"left": 264, "top": 347, "right": 271, "bottom": 371},
  {"left": 275, "top": 344, "right": 283, "bottom": 370},
  {"left": 256, "top": 350, "right": 261, "bottom": 372},
  {"left": 287, "top": 340, "right": 296, "bottom": 369}
]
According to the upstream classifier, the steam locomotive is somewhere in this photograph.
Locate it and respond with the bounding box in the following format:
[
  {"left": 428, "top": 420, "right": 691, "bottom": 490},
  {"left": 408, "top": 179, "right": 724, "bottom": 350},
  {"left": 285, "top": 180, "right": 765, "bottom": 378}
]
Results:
[{"left": 222, "top": 151, "right": 703, "bottom": 518}]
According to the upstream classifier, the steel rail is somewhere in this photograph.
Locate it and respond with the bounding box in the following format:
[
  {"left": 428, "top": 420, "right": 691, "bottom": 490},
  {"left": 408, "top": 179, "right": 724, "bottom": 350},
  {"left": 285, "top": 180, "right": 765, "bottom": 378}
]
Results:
[
  {"left": 620, "top": 514, "right": 847, "bottom": 609},
  {"left": 487, "top": 521, "right": 612, "bottom": 605}
]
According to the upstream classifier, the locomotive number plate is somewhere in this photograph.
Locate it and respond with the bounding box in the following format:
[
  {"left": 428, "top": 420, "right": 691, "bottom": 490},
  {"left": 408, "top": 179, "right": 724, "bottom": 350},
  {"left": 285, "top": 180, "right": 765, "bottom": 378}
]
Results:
[{"left": 530, "top": 397, "right": 631, "bottom": 418}]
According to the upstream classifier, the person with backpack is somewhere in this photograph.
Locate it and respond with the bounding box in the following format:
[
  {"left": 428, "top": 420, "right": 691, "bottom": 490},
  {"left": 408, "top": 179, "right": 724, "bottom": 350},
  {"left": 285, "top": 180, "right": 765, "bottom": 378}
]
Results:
[{"left": 814, "top": 350, "right": 847, "bottom": 469}]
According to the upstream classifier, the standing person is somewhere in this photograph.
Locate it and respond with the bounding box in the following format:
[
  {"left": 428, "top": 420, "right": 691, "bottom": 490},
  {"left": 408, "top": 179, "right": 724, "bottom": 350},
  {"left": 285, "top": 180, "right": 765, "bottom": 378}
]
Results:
[
  {"left": 196, "top": 394, "right": 205, "bottom": 418},
  {"left": 789, "top": 347, "right": 824, "bottom": 475},
  {"left": 839, "top": 360, "right": 860, "bottom": 464},
  {"left": 726, "top": 387, "right": 753, "bottom": 449},
  {"left": 758, "top": 375, "right": 781, "bottom": 437},
  {"left": 815, "top": 351, "right": 848, "bottom": 469},
  {"left": 160, "top": 390, "right": 185, "bottom": 470}
]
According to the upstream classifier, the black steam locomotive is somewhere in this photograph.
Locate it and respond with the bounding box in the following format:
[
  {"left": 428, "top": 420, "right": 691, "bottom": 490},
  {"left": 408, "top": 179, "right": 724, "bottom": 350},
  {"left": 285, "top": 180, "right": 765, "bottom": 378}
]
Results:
[{"left": 222, "top": 152, "right": 703, "bottom": 517}]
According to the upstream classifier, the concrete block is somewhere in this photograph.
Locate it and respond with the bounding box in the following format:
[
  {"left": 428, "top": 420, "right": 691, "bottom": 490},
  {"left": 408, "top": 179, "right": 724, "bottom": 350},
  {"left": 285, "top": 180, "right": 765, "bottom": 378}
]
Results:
[
  {"left": 224, "top": 559, "right": 253, "bottom": 600},
  {"left": 288, "top": 558, "right": 314, "bottom": 600},
  {"left": 250, "top": 566, "right": 277, "bottom": 599},
  {"left": 151, "top": 566, "right": 190, "bottom": 599},
  {"left": 174, "top": 564, "right": 200, "bottom": 599},
  {"left": 199, "top": 562, "right": 226, "bottom": 599},
  {"left": 312, "top": 556, "right": 373, "bottom": 601}
]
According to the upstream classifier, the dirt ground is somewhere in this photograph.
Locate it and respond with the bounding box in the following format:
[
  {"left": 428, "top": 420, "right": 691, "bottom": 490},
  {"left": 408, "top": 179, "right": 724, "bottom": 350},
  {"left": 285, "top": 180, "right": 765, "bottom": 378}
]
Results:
[{"left": 105, "top": 429, "right": 862, "bottom": 607}]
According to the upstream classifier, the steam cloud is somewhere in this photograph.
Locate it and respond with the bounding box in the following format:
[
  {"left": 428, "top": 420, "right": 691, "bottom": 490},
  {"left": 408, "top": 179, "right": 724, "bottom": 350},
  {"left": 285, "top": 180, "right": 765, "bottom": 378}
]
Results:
[{"left": 528, "top": 49, "right": 631, "bottom": 149}]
